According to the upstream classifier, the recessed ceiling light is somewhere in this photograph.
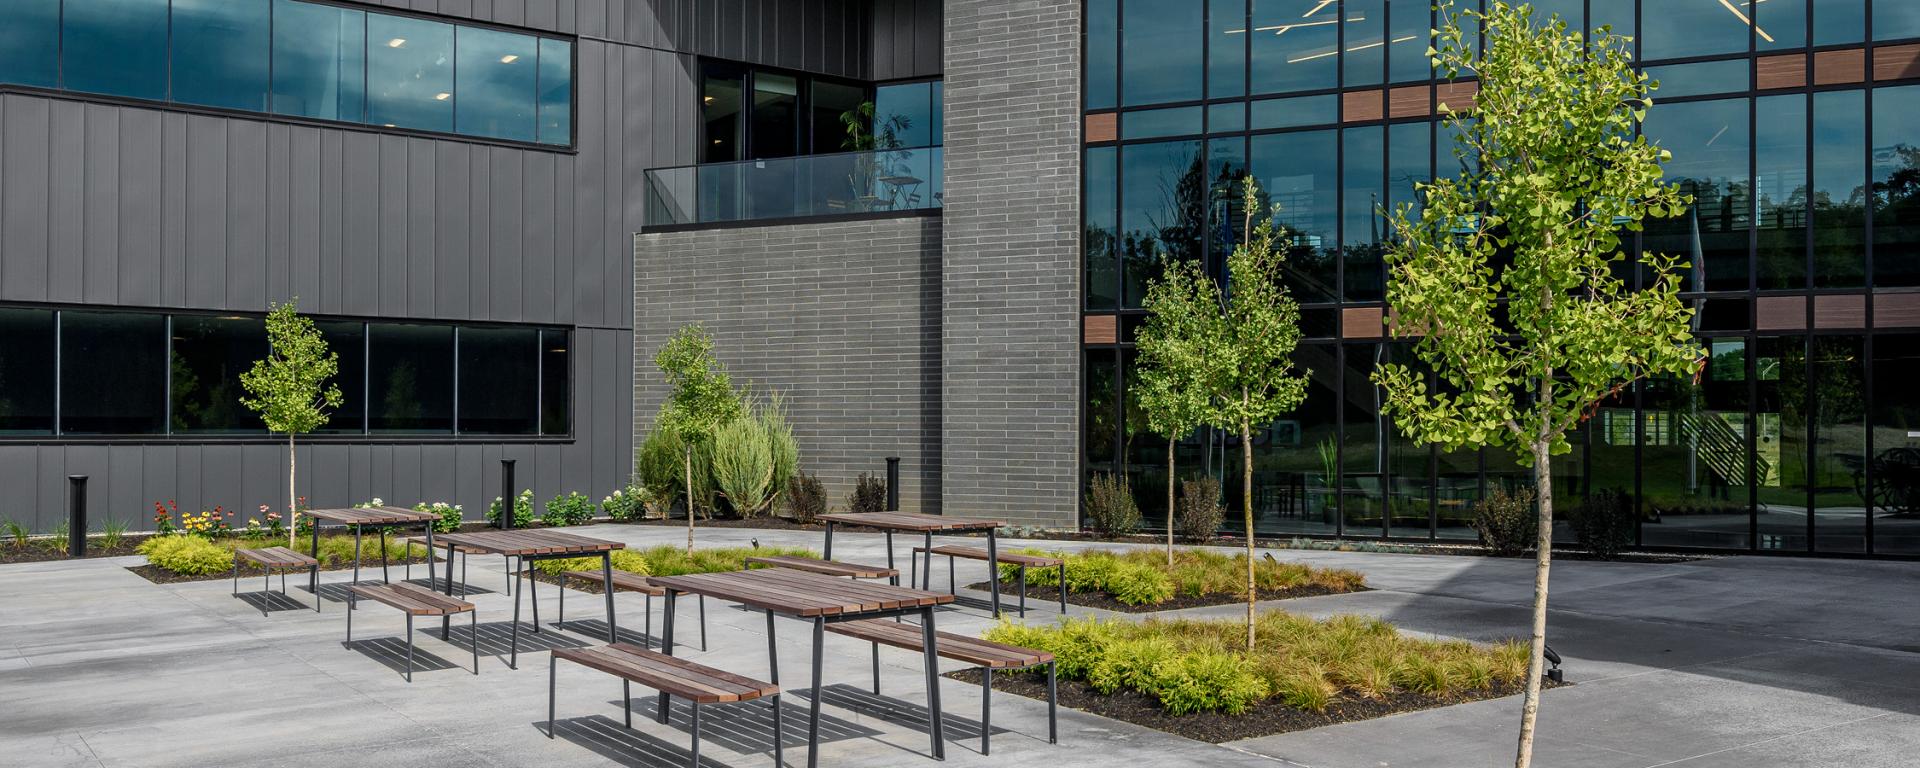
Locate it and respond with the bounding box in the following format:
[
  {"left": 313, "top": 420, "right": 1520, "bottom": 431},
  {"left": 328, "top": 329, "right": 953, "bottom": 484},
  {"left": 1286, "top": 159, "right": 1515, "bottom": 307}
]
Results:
[
  {"left": 500, "top": 54, "right": 519, "bottom": 63},
  {"left": 387, "top": 38, "right": 406, "bottom": 48},
  {"left": 434, "top": 92, "right": 451, "bottom": 100}
]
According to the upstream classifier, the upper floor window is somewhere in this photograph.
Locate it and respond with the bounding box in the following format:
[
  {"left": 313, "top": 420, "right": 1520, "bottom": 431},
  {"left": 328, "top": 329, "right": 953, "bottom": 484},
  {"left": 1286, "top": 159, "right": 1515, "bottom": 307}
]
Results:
[
  {"left": 700, "top": 60, "right": 942, "bottom": 163},
  {"left": 0, "top": 0, "right": 572, "bottom": 147}
]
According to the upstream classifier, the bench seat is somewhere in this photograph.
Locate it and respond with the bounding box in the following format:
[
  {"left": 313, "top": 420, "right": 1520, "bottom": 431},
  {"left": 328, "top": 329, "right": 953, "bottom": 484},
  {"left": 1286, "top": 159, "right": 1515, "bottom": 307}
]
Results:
[
  {"left": 744, "top": 555, "right": 897, "bottom": 579},
  {"left": 828, "top": 618, "right": 1056, "bottom": 754},
  {"left": 549, "top": 643, "right": 781, "bottom": 766},
  {"left": 344, "top": 582, "right": 478, "bottom": 681},
  {"left": 235, "top": 546, "right": 319, "bottom": 569}
]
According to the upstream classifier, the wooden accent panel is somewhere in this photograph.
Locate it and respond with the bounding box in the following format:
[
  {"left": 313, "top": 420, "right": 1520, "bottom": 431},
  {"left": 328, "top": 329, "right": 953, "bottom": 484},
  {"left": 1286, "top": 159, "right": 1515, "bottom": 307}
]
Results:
[
  {"left": 1084, "top": 112, "right": 1117, "bottom": 143},
  {"left": 1388, "top": 86, "right": 1432, "bottom": 119},
  {"left": 1815, "top": 295, "right": 1867, "bottom": 329},
  {"left": 1814, "top": 49, "right": 1867, "bottom": 86},
  {"left": 1875, "top": 293, "right": 1920, "bottom": 328},
  {"left": 1756, "top": 296, "right": 1808, "bottom": 331},
  {"left": 1083, "top": 314, "right": 1118, "bottom": 344},
  {"left": 1874, "top": 44, "right": 1920, "bottom": 82},
  {"left": 1756, "top": 54, "right": 1807, "bottom": 90},
  {"left": 1343, "top": 89, "right": 1384, "bottom": 123},
  {"left": 1434, "top": 80, "right": 1479, "bottom": 112},
  {"left": 1342, "top": 307, "right": 1385, "bottom": 339}
]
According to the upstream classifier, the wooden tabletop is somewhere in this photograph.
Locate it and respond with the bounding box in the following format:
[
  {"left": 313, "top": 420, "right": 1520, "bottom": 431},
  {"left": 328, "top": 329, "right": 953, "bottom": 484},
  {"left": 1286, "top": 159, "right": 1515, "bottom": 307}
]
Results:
[
  {"left": 648, "top": 567, "right": 953, "bottom": 617},
  {"left": 816, "top": 511, "right": 1004, "bottom": 532},
  {"left": 434, "top": 529, "right": 625, "bottom": 557},
  {"left": 305, "top": 506, "right": 440, "bottom": 525}
]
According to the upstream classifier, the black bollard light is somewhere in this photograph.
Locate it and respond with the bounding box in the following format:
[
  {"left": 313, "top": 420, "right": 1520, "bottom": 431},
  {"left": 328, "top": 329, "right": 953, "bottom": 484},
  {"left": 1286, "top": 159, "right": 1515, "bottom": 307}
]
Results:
[
  {"left": 68, "top": 475, "right": 87, "bottom": 558},
  {"left": 885, "top": 457, "right": 900, "bottom": 512},
  {"left": 500, "top": 459, "right": 517, "bottom": 530}
]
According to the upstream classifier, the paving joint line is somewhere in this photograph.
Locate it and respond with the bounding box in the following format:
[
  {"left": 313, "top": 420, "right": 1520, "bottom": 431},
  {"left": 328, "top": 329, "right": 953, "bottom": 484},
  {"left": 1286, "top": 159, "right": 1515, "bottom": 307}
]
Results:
[{"left": 1639, "top": 712, "right": 1894, "bottom": 767}]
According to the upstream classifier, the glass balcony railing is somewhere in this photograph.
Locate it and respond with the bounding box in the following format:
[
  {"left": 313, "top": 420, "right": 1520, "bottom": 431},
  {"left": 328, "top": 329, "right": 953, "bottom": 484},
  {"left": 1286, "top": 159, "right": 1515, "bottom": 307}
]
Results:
[{"left": 645, "top": 146, "right": 942, "bottom": 228}]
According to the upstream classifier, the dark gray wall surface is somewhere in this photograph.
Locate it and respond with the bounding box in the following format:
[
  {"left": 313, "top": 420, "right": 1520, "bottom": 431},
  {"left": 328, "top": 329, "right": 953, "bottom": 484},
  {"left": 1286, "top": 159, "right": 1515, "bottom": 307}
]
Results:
[
  {"left": 940, "top": 0, "right": 1082, "bottom": 528},
  {"left": 872, "top": 0, "right": 945, "bottom": 80},
  {"left": 634, "top": 215, "right": 943, "bottom": 515}
]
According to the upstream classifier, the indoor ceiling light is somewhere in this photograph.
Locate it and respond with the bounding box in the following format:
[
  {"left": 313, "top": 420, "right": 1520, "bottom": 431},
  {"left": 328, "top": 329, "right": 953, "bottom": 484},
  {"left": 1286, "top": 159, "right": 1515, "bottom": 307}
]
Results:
[
  {"left": 1717, "top": 0, "right": 1774, "bottom": 43},
  {"left": 434, "top": 92, "right": 451, "bottom": 100},
  {"left": 387, "top": 38, "right": 406, "bottom": 48},
  {"left": 500, "top": 54, "right": 519, "bottom": 63}
]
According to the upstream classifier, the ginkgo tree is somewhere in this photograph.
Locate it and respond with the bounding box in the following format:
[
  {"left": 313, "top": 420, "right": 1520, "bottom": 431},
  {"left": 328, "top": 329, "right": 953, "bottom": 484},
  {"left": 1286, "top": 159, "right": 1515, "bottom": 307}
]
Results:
[
  {"left": 239, "top": 300, "right": 343, "bottom": 549},
  {"left": 654, "top": 324, "right": 743, "bottom": 556},
  {"left": 1133, "top": 258, "right": 1217, "bottom": 565},
  {"left": 1373, "top": 4, "right": 1702, "bottom": 767}
]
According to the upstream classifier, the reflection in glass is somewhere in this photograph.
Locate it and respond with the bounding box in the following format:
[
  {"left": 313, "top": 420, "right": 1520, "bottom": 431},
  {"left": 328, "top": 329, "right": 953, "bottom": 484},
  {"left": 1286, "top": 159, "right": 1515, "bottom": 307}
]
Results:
[
  {"left": 1251, "top": 0, "right": 1340, "bottom": 95},
  {"left": 368, "top": 324, "right": 453, "bottom": 433},
  {"left": 1343, "top": 127, "right": 1386, "bottom": 302},
  {"left": 750, "top": 73, "right": 800, "bottom": 159},
  {"left": 537, "top": 38, "right": 572, "bottom": 145},
  {"left": 1122, "top": 107, "right": 1204, "bottom": 140},
  {"left": 1815, "top": 0, "right": 1866, "bottom": 45},
  {"left": 1086, "top": 147, "right": 1120, "bottom": 310},
  {"left": 1813, "top": 91, "right": 1867, "bottom": 288},
  {"left": 457, "top": 327, "right": 538, "bottom": 435},
  {"left": 1389, "top": 0, "right": 1432, "bottom": 83},
  {"left": 1343, "top": 0, "right": 1385, "bottom": 87},
  {"left": 1643, "top": 98, "right": 1751, "bottom": 292},
  {"left": 541, "top": 329, "right": 570, "bottom": 435},
  {"left": 1755, "top": 336, "right": 1808, "bottom": 551},
  {"left": 1642, "top": 0, "right": 1754, "bottom": 61},
  {"left": 1873, "top": 85, "right": 1920, "bottom": 288},
  {"left": 702, "top": 63, "right": 745, "bottom": 164},
  {"left": 1869, "top": 335, "right": 1920, "bottom": 554},
  {"left": 170, "top": 316, "right": 268, "bottom": 433},
  {"left": 1435, "top": 443, "right": 1481, "bottom": 539},
  {"left": 1757, "top": 0, "right": 1808, "bottom": 50},
  {"left": 1251, "top": 130, "right": 1339, "bottom": 303},
  {"left": 812, "top": 81, "right": 868, "bottom": 153},
  {"left": 1086, "top": 349, "right": 1120, "bottom": 476},
  {"left": 1210, "top": 0, "right": 1249, "bottom": 99},
  {"left": 271, "top": 0, "right": 366, "bottom": 122},
  {"left": 1237, "top": 346, "right": 1340, "bottom": 537},
  {"left": 0, "top": 309, "right": 56, "bottom": 434},
  {"left": 0, "top": 0, "right": 60, "bottom": 88},
  {"left": 367, "top": 15, "right": 454, "bottom": 133},
  {"left": 1120, "top": 140, "right": 1206, "bottom": 307},
  {"left": 1342, "top": 343, "right": 1386, "bottom": 537},
  {"left": 1527, "top": 0, "right": 1583, "bottom": 29},
  {"left": 1387, "top": 121, "right": 1432, "bottom": 219},
  {"left": 1250, "top": 94, "right": 1338, "bottom": 130},
  {"left": 1208, "top": 102, "right": 1247, "bottom": 134},
  {"left": 1875, "top": 0, "right": 1920, "bottom": 41},
  {"left": 171, "top": 0, "right": 272, "bottom": 111},
  {"left": 1755, "top": 94, "right": 1808, "bottom": 290},
  {"left": 1642, "top": 339, "right": 1752, "bottom": 549},
  {"left": 61, "top": 312, "right": 167, "bottom": 434},
  {"left": 1645, "top": 60, "right": 1750, "bottom": 99},
  {"left": 1589, "top": 385, "right": 1637, "bottom": 537},
  {"left": 1590, "top": 0, "right": 1634, "bottom": 37},
  {"left": 62, "top": 0, "right": 169, "bottom": 100},
  {"left": 1811, "top": 336, "right": 1866, "bottom": 552},
  {"left": 455, "top": 27, "right": 537, "bottom": 142},
  {"left": 1208, "top": 137, "right": 1250, "bottom": 284},
  {"left": 313, "top": 321, "right": 365, "bottom": 434},
  {"left": 1087, "top": 0, "right": 1119, "bottom": 110},
  {"left": 875, "top": 81, "right": 934, "bottom": 148},
  {"left": 1122, "top": 0, "right": 1203, "bottom": 106}
]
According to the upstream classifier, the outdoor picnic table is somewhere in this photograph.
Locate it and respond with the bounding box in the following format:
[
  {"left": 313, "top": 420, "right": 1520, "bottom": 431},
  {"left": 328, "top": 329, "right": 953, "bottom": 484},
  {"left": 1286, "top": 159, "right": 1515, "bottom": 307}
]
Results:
[
  {"left": 648, "top": 567, "right": 956, "bottom": 768},
  {"left": 434, "top": 529, "right": 625, "bottom": 668},
  {"left": 818, "top": 511, "right": 1007, "bottom": 617},
  {"left": 305, "top": 506, "right": 441, "bottom": 593}
]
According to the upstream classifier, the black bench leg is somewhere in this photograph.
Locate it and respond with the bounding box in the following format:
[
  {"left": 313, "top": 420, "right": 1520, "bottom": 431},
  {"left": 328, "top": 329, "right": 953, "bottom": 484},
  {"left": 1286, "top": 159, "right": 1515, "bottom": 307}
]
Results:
[
  {"left": 689, "top": 701, "right": 702, "bottom": 768},
  {"left": 809, "top": 617, "right": 826, "bottom": 768},
  {"left": 352, "top": 525, "right": 362, "bottom": 585},
  {"left": 699, "top": 595, "right": 708, "bottom": 651},
  {"left": 1019, "top": 566, "right": 1028, "bottom": 618},
  {"left": 1059, "top": 563, "right": 1068, "bottom": 614},
  {"left": 922, "top": 532, "right": 934, "bottom": 590},
  {"left": 312, "top": 564, "right": 321, "bottom": 612},
  {"left": 766, "top": 610, "right": 783, "bottom": 768},
  {"left": 656, "top": 592, "right": 676, "bottom": 724},
  {"left": 510, "top": 560, "right": 523, "bottom": 670},
  {"left": 460, "top": 550, "right": 468, "bottom": 598},
  {"left": 471, "top": 610, "right": 479, "bottom": 675},
  {"left": 919, "top": 606, "right": 945, "bottom": 759},
  {"left": 546, "top": 653, "right": 557, "bottom": 738},
  {"left": 624, "top": 680, "right": 632, "bottom": 728},
  {"left": 1047, "top": 661, "right": 1058, "bottom": 743},
  {"left": 232, "top": 561, "right": 239, "bottom": 597},
  {"left": 263, "top": 566, "right": 271, "bottom": 617},
  {"left": 380, "top": 529, "right": 389, "bottom": 584},
  {"left": 949, "top": 554, "right": 956, "bottom": 595},
  {"left": 645, "top": 593, "right": 653, "bottom": 650},
  {"left": 405, "top": 613, "right": 415, "bottom": 683},
  {"left": 345, "top": 590, "right": 354, "bottom": 643},
  {"left": 556, "top": 573, "right": 566, "bottom": 630},
  {"left": 871, "top": 642, "right": 881, "bottom": 694},
  {"left": 530, "top": 566, "right": 542, "bottom": 633},
  {"left": 982, "top": 667, "right": 992, "bottom": 756}
]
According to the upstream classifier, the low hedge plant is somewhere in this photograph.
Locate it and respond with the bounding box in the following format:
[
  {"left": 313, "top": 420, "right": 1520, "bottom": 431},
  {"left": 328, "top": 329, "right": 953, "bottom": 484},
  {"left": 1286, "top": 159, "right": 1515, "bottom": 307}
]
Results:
[
  {"left": 998, "top": 548, "right": 1366, "bottom": 607},
  {"left": 528, "top": 545, "right": 818, "bottom": 578},
  {"left": 137, "top": 535, "right": 234, "bottom": 575}
]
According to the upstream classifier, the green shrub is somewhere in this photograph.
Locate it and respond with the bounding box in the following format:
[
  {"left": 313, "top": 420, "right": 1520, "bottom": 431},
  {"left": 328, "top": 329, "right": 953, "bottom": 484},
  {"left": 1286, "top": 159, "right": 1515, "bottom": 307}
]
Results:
[
  {"left": 1085, "top": 472, "right": 1141, "bottom": 536},
  {"left": 531, "top": 549, "right": 652, "bottom": 576},
  {"left": 1571, "top": 487, "right": 1636, "bottom": 559},
  {"left": 1473, "top": 486, "right": 1538, "bottom": 557},
  {"left": 849, "top": 473, "right": 887, "bottom": 513},
  {"left": 413, "top": 501, "right": 463, "bottom": 533},
  {"left": 639, "top": 423, "right": 715, "bottom": 516},
  {"left": 712, "top": 415, "right": 777, "bottom": 517},
  {"left": 601, "top": 484, "right": 650, "bottom": 522},
  {"left": 1176, "top": 475, "right": 1224, "bottom": 540},
  {"left": 1155, "top": 652, "right": 1271, "bottom": 715},
  {"left": 487, "top": 489, "right": 535, "bottom": 528},
  {"left": 1006, "top": 547, "right": 1362, "bottom": 606},
  {"left": 785, "top": 473, "right": 827, "bottom": 524},
  {"left": 138, "top": 535, "right": 234, "bottom": 575},
  {"left": 1088, "top": 636, "right": 1178, "bottom": 694},
  {"left": 542, "top": 491, "right": 596, "bottom": 527}
]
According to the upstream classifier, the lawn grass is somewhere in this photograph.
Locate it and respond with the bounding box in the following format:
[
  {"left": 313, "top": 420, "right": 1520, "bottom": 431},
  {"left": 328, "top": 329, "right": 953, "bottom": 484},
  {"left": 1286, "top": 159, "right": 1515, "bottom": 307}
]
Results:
[{"left": 993, "top": 548, "right": 1366, "bottom": 609}]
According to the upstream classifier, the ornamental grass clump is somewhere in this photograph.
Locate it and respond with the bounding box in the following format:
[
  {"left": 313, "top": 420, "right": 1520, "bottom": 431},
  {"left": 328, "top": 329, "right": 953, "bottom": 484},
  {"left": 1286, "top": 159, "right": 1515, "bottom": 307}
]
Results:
[{"left": 137, "top": 535, "right": 234, "bottom": 575}]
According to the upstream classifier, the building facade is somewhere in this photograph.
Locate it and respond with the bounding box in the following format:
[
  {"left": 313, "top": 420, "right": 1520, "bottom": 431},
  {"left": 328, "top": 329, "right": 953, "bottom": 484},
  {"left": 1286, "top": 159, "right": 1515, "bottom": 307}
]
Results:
[{"left": 5, "top": 0, "right": 1919, "bottom": 558}]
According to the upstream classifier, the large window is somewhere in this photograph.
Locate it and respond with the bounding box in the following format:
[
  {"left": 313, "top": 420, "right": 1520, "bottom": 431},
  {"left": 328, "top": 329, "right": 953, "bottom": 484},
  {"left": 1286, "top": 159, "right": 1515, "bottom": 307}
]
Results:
[
  {"left": 700, "top": 62, "right": 902, "bottom": 164},
  {"left": 0, "top": 0, "right": 573, "bottom": 146},
  {"left": 0, "top": 307, "right": 571, "bottom": 439}
]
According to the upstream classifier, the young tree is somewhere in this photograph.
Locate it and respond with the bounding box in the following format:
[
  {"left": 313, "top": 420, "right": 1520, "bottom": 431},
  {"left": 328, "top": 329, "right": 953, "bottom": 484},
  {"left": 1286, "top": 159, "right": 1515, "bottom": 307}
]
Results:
[
  {"left": 239, "top": 300, "right": 343, "bottom": 548},
  {"left": 1134, "top": 258, "right": 1218, "bottom": 564},
  {"left": 654, "top": 324, "right": 743, "bottom": 556},
  {"left": 1374, "top": 5, "right": 1701, "bottom": 766}
]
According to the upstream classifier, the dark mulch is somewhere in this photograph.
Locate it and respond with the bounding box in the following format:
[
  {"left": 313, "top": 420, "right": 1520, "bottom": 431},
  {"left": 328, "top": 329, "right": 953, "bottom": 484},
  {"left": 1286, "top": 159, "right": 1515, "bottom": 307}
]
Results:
[
  {"left": 0, "top": 535, "right": 156, "bottom": 564},
  {"left": 945, "top": 668, "right": 1563, "bottom": 743},
  {"left": 963, "top": 580, "right": 1366, "bottom": 613},
  {"left": 618, "top": 516, "right": 828, "bottom": 532}
]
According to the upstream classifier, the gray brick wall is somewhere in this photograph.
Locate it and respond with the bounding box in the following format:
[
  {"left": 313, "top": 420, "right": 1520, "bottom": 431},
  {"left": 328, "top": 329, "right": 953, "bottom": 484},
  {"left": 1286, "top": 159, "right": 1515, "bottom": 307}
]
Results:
[
  {"left": 940, "top": 0, "right": 1082, "bottom": 528},
  {"left": 634, "top": 216, "right": 943, "bottom": 514}
]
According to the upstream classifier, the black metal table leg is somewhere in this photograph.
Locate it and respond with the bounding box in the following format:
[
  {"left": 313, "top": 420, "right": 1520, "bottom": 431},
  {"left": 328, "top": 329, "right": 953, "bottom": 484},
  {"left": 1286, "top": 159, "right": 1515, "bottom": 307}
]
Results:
[
  {"left": 981, "top": 667, "right": 992, "bottom": 755},
  {"left": 530, "top": 559, "right": 542, "bottom": 634},
  {"left": 921, "top": 532, "right": 933, "bottom": 590},
  {"left": 766, "top": 610, "right": 783, "bottom": 768},
  {"left": 546, "top": 654, "right": 557, "bottom": 738},
  {"left": 987, "top": 527, "right": 1001, "bottom": 619},
  {"left": 424, "top": 522, "right": 438, "bottom": 595},
  {"left": 470, "top": 610, "right": 479, "bottom": 675},
  {"left": 601, "top": 552, "right": 617, "bottom": 644},
  {"left": 1018, "top": 566, "right": 1028, "bottom": 618},
  {"left": 352, "top": 525, "right": 362, "bottom": 585},
  {"left": 919, "top": 605, "right": 945, "bottom": 759},
  {"left": 380, "top": 528, "right": 390, "bottom": 584},
  {"left": 823, "top": 521, "right": 835, "bottom": 559},
  {"left": 885, "top": 529, "right": 896, "bottom": 586},
  {"left": 1047, "top": 661, "right": 1058, "bottom": 743},
  {"left": 656, "top": 590, "right": 677, "bottom": 723},
  {"left": 690, "top": 702, "right": 703, "bottom": 767},
  {"left": 405, "top": 613, "right": 414, "bottom": 683},
  {"left": 309, "top": 521, "right": 321, "bottom": 595},
  {"left": 262, "top": 563, "right": 271, "bottom": 617},
  {"left": 1059, "top": 562, "right": 1068, "bottom": 614},
  {"left": 807, "top": 616, "right": 825, "bottom": 768},
  {"left": 510, "top": 559, "right": 524, "bottom": 669}
]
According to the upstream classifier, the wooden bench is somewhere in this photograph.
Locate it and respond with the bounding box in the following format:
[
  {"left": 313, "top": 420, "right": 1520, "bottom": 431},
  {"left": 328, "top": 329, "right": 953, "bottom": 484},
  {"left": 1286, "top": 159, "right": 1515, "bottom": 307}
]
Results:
[
  {"left": 744, "top": 555, "right": 897, "bottom": 579},
  {"left": 232, "top": 546, "right": 320, "bottom": 616},
  {"left": 549, "top": 642, "right": 781, "bottom": 767},
  {"left": 911, "top": 545, "right": 1067, "bottom": 617},
  {"left": 346, "top": 582, "right": 478, "bottom": 681},
  {"left": 827, "top": 618, "right": 1057, "bottom": 755},
  {"left": 554, "top": 569, "right": 707, "bottom": 652}
]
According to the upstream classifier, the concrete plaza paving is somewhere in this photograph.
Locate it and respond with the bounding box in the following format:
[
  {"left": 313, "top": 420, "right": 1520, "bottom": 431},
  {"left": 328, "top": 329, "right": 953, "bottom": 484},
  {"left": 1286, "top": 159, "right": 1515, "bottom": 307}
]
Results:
[{"left": 1, "top": 524, "right": 1916, "bottom": 767}]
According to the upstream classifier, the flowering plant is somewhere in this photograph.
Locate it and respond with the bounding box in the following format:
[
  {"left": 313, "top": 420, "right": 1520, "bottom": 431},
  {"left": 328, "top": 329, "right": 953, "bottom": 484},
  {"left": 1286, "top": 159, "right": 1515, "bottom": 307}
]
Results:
[
  {"left": 181, "top": 506, "right": 233, "bottom": 537},
  {"left": 413, "top": 501, "right": 464, "bottom": 534},
  {"left": 602, "top": 484, "right": 651, "bottom": 522},
  {"left": 153, "top": 500, "right": 178, "bottom": 535}
]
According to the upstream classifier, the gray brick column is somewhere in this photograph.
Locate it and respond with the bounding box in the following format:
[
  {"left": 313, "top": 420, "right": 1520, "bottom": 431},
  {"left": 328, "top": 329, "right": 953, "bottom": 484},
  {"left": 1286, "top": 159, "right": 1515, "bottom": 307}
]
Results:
[{"left": 941, "top": 0, "right": 1082, "bottom": 528}]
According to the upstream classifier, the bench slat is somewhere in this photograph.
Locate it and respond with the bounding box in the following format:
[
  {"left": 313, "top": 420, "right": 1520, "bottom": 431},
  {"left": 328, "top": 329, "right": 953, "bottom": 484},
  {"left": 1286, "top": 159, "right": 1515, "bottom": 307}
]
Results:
[
  {"left": 349, "top": 583, "right": 475, "bottom": 615},
  {"left": 554, "top": 643, "right": 777, "bottom": 704},
  {"left": 235, "top": 546, "right": 319, "bottom": 568},
  {"left": 744, "top": 556, "right": 897, "bottom": 579},
  {"left": 560, "top": 570, "right": 663, "bottom": 595},
  {"left": 911, "top": 545, "right": 1063, "bottom": 568},
  {"left": 827, "top": 619, "right": 1053, "bottom": 669}
]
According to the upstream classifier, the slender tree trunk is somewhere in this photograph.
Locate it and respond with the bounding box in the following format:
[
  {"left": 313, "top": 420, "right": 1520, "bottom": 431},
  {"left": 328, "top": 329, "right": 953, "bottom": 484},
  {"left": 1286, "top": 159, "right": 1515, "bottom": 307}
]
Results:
[
  {"left": 286, "top": 433, "right": 297, "bottom": 549},
  {"left": 1242, "top": 408, "right": 1256, "bottom": 652},
  {"left": 684, "top": 445, "right": 696, "bottom": 556},
  {"left": 1167, "top": 440, "right": 1177, "bottom": 566},
  {"left": 1515, "top": 440, "right": 1555, "bottom": 768}
]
